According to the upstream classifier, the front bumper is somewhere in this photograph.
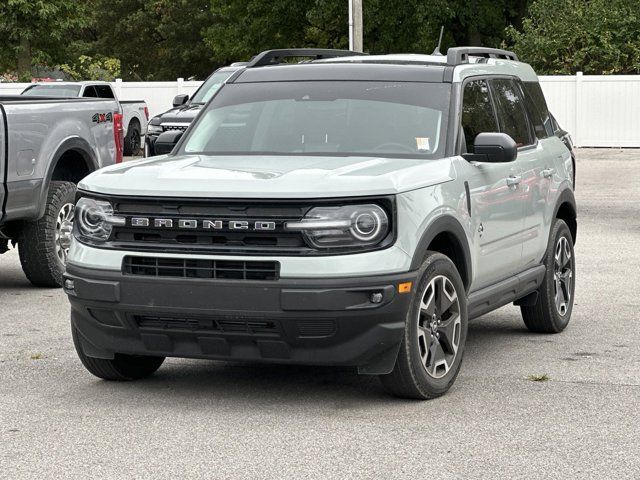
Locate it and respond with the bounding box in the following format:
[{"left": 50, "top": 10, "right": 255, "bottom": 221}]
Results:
[
  {"left": 144, "top": 134, "right": 159, "bottom": 157},
  {"left": 65, "top": 264, "right": 417, "bottom": 375}
]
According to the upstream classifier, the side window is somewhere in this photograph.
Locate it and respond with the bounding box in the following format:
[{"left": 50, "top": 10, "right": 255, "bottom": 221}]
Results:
[
  {"left": 522, "top": 82, "right": 553, "bottom": 138},
  {"left": 95, "top": 85, "right": 115, "bottom": 99},
  {"left": 82, "top": 86, "right": 98, "bottom": 98},
  {"left": 490, "top": 78, "right": 534, "bottom": 147},
  {"left": 461, "top": 79, "right": 498, "bottom": 153}
]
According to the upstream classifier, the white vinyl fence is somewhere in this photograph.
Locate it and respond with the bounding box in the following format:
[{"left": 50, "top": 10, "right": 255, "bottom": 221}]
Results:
[{"left": 2, "top": 74, "right": 640, "bottom": 147}]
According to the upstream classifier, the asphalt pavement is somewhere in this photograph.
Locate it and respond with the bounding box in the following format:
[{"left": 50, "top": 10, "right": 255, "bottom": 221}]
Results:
[{"left": 1, "top": 149, "right": 638, "bottom": 479}]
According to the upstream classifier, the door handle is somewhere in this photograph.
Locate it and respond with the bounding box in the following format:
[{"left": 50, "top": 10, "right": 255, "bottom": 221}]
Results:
[
  {"left": 506, "top": 175, "right": 522, "bottom": 187},
  {"left": 541, "top": 168, "right": 555, "bottom": 178}
]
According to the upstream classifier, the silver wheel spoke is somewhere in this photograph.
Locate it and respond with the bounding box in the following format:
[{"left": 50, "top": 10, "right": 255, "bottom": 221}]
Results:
[
  {"left": 415, "top": 275, "right": 461, "bottom": 379},
  {"left": 553, "top": 236, "right": 573, "bottom": 316}
]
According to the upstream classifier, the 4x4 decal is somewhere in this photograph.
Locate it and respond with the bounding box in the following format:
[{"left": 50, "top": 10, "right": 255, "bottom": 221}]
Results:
[{"left": 91, "top": 112, "right": 113, "bottom": 124}]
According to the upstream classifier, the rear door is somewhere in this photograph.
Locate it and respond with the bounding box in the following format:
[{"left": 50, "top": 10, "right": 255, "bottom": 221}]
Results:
[{"left": 518, "top": 80, "right": 559, "bottom": 267}]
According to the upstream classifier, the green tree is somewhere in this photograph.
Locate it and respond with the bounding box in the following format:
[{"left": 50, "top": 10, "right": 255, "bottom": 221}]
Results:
[
  {"left": 83, "top": 0, "right": 216, "bottom": 80},
  {"left": 508, "top": 0, "right": 640, "bottom": 74},
  {"left": 0, "top": 0, "right": 88, "bottom": 80},
  {"left": 203, "top": 0, "right": 533, "bottom": 67}
]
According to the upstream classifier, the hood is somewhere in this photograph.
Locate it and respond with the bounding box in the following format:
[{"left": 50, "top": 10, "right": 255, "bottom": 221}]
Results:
[
  {"left": 80, "top": 155, "right": 456, "bottom": 198},
  {"left": 156, "top": 104, "right": 202, "bottom": 123}
]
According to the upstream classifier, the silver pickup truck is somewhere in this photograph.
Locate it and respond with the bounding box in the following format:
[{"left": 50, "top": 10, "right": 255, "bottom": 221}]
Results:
[
  {"left": 22, "top": 82, "right": 148, "bottom": 156},
  {"left": 0, "top": 95, "right": 121, "bottom": 287}
]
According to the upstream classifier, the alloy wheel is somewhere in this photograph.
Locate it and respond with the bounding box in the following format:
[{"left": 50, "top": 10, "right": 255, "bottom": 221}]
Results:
[
  {"left": 554, "top": 236, "right": 573, "bottom": 316},
  {"left": 417, "top": 275, "right": 462, "bottom": 379},
  {"left": 55, "top": 203, "right": 75, "bottom": 264}
]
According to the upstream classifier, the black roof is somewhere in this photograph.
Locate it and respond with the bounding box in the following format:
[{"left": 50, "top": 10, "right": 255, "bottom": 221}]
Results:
[{"left": 231, "top": 63, "right": 450, "bottom": 83}]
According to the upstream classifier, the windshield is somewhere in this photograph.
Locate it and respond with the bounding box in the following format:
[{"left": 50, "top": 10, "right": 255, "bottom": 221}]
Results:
[
  {"left": 190, "top": 69, "right": 237, "bottom": 104},
  {"left": 22, "top": 84, "right": 81, "bottom": 97},
  {"left": 181, "top": 81, "right": 450, "bottom": 158}
]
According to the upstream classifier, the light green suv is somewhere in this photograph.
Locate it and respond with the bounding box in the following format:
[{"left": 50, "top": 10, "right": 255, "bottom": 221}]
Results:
[{"left": 64, "top": 47, "right": 577, "bottom": 399}]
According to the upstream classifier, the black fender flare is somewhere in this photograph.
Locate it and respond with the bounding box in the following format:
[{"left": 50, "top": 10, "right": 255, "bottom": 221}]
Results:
[
  {"left": 410, "top": 215, "right": 473, "bottom": 291},
  {"left": 551, "top": 186, "right": 577, "bottom": 244},
  {"left": 37, "top": 137, "right": 98, "bottom": 218}
]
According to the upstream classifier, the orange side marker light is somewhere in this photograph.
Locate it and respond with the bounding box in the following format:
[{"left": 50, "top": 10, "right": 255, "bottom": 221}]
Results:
[{"left": 398, "top": 282, "right": 412, "bottom": 294}]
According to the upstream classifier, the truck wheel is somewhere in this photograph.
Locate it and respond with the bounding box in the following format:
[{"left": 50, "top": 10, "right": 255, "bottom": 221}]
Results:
[
  {"left": 123, "top": 122, "right": 141, "bottom": 156},
  {"left": 379, "top": 252, "right": 468, "bottom": 399},
  {"left": 18, "top": 181, "right": 76, "bottom": 288},
  {"left": 72, "top": 326, "right": 165, "bottom": 381},
  {"left": 521, "top": 219, "right": 575, "bottom": 333}
]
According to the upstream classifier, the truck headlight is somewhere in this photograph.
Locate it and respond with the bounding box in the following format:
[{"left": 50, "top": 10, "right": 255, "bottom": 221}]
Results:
[
  {"left": 74, "top": 198, "right": 125, "bottom": 242},
  {"left": 285, "top": 204, "right": 390, "bottom": 249},
  {"left": 147, "top": 122, "right": 163, "bottom": 135}
]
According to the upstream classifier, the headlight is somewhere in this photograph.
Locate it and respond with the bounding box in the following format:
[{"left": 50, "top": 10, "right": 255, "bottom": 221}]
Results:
[
  {"left": 286, "top": 204, "right": 390, "bottom": 249},
  {"left": 74, "top": 198, "right": 125, "bottom": 242},
  {"left": 147, "top": 122, "right": 163, "bottom": 135}
]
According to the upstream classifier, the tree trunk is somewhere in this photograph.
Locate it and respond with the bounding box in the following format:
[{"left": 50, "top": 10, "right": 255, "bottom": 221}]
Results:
[{"left": 17, "top": 36, "right": 31, "bottom": 79}]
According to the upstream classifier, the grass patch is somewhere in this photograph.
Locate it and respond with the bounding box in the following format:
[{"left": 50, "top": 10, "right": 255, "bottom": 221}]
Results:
[{"left": 527, "top": 373, "right": 550, "bottom": 382}]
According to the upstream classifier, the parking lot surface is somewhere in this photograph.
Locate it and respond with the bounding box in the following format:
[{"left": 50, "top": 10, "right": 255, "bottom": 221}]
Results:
[{"left": 1, "top": 149, "right": 638, "bottom": 479}]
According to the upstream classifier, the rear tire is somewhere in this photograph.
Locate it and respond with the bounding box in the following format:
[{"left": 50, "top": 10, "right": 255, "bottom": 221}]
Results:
[
  {"left": 379, "top": 252, "right": 468, "bottom": 399},
  {"left": 72, "top": 326, "right": 165, "bottom": 381},
  {"left": 123, "top": 122, "right": 141, "bottom": 156},
  {"left": 521, "top": 219, "right": 575, "bottom": 333},
  {"left": 18, "top": 181, "right": 76, "bottom": 288}
]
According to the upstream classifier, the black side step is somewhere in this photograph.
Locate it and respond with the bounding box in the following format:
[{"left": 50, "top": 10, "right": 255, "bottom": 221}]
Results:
[{"left": 468, "top": 265, "right": 545, "bottom": 320}]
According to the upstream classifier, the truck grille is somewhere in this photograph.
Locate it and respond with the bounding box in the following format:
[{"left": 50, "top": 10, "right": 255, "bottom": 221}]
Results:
[
  {"left": 161, "top": 124, "right": 189, "bottom": 132},
  {"left": 123, "top": 256, "right": 280, "bottom": 280},
  {"left": 109, "top": 198, "right": 312, "bottom": 255}
]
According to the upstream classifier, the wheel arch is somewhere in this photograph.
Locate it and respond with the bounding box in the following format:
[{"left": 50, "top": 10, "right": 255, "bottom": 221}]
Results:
[
  {"left": 410, "top": 215, "right": 472, "bottom": 292},
  {"left": 553, "top": 187, "right": 577, "bottom": 244},
  {"left": 37, "top": 137, "right": 98, "bottom": 218}
]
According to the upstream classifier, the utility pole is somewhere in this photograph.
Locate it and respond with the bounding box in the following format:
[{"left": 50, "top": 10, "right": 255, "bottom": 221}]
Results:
[{"left": 348, "top": 0, "right": 363, "bottom": 52}]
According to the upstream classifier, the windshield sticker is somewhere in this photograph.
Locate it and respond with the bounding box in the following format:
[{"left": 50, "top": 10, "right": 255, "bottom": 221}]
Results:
[{"left": 415, "top": 137, "right": 430, "bottom": 151}]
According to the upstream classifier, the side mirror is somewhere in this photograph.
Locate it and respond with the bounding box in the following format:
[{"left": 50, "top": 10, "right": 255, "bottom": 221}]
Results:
[
  {"left": 464, "top": 132, "right": 517, "bottom": 163},
  {"left": 172, "top": 94, "right": 189, "bottom": 107},
  {"left": 154, "top": 130, "right": 184, "bottom": 155}
]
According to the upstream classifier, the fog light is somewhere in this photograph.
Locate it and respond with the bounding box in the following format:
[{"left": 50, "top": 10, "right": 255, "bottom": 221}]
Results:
[
  {"left": 64, "top": 279, "right": 75, "bottom": 290},
  {"left": 370, "top": 292, "right": 383, "bottom": 304}
]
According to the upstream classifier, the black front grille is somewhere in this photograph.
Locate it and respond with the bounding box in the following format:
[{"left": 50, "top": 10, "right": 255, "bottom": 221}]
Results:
[
  {"left": 161, "top": 125, "right": 189, "bottom": 132},
  {"left": 123, "top": 256, "right": 280, "bottom": 280},
  {"left": 134, "top": 314, "right": 278, "bottom": 334},
  {"left": 110, "top": 199, "right": 311, "bottom": 255}
]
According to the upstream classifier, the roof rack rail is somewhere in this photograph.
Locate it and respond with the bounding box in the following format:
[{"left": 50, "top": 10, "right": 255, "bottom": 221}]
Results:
[
  {"left": 446, "top": 47, "right": 519, "bottom": 65},
  {"left": 245, "top": 48, "right": 365, "bottom": 68}
]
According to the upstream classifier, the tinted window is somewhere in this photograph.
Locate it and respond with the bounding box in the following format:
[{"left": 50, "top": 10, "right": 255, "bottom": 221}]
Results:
[
  {"left": 94, "top": 85, "right": 115, "bottom": 99},
  {"left": 523, "top": 82, "right": 553, "bottom": 138},
  {"left": 82, "top": 86, "right": 98, "bottom": 98},
  {"left": 182, "top": 81, "right": 451, "bottom": 159},
  {"left": 490, "top": 78, "right": 534, "bottom": 147},
  {"left": 21, "top": 84, "right": 81, "bottom": 97},
  {"left": 461, "top": 79, "right": 498, "bottom": 153},
  {"left": 190, "top": 69, "right": 237, "bottom": 104}
]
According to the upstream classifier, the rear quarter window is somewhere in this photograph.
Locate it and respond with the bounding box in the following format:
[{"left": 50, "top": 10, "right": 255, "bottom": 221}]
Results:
[{"left": 522, "top": 82, "right": 554, "bottom": 138}]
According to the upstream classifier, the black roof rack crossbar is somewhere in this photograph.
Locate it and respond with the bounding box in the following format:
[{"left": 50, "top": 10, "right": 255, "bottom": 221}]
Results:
[
  {"left": 447, "top": 47, "right": 519, "bottom": 65},
  {"left": 245, "top": 49, "right": 365, "bottom": 68}
]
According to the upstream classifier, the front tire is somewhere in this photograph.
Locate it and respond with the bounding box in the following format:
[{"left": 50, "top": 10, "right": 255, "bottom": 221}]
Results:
[
  {"left": 72, "top": 327, "right": 165, "bottom": 381},
  {"left": 123, "top": 122, "right": 141, "bottom": 156},
  {"left": 520, "top": 219, "right": 575, "bottom": 333},
  {"left": 18, "top": 181, "right": 76, "bottom": 288},
  {"left": 380, "top": 252, "right": 468, "bottom": 399}
]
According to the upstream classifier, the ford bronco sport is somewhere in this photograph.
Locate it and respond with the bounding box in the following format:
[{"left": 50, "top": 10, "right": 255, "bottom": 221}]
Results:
[{"left": 65, "top": 48, "right": 577, "bottom": 399}]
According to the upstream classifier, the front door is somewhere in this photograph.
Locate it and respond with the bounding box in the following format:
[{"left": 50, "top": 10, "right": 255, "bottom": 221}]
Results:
[{"left": 460, "top": 78, "right": 526, "bottom": 290}]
